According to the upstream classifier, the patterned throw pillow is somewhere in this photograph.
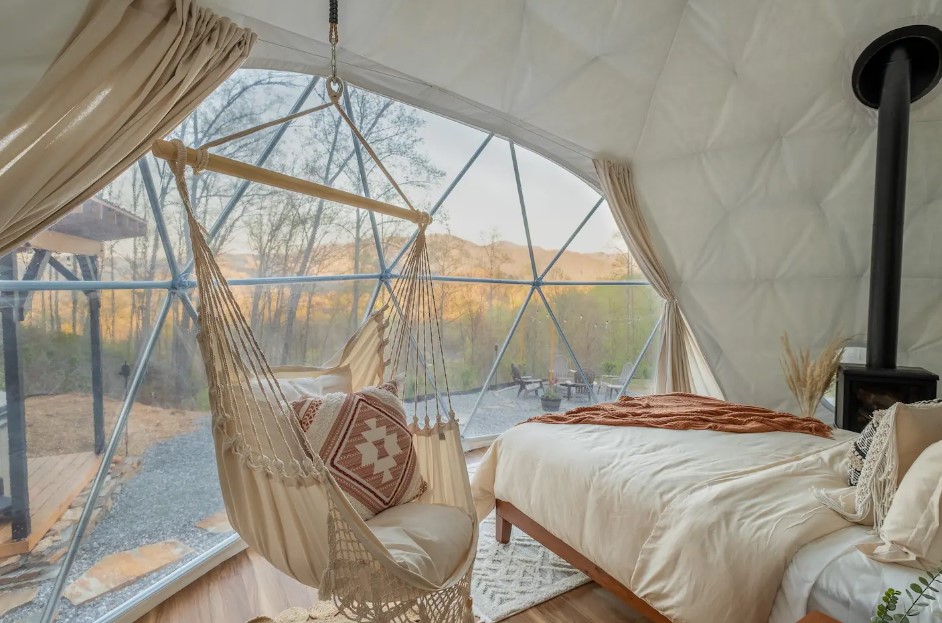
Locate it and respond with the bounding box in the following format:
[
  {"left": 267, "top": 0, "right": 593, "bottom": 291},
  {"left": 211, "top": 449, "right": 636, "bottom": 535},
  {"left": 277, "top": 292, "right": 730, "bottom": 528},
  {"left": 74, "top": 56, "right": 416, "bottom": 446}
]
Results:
[
  {"left": 291, "top": 382, "right": 426, "bottom": 519},
  {"left": 848, "top": 410, "right": 885, "bottom": 486}
]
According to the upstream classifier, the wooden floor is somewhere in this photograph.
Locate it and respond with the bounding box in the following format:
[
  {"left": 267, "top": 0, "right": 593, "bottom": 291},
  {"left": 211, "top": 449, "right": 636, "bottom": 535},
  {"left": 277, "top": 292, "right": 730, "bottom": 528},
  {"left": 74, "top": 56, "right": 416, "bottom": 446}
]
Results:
[
  {"left": 139, "top": 447, "right": 644, "bottom": 623},
  {"left": 0, "top": 451, "right": 101, "bottom": 557},
  {"left": 136, "top": 549, "right": 646, "bottom": 623}
]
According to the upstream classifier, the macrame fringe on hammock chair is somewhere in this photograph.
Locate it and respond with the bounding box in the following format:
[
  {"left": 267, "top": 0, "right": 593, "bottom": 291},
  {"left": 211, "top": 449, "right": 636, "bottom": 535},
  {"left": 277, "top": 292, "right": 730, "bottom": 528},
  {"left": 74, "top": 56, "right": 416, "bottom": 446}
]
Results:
[{"left": 156, "top": 5, "right": 477, "bottom": 620}]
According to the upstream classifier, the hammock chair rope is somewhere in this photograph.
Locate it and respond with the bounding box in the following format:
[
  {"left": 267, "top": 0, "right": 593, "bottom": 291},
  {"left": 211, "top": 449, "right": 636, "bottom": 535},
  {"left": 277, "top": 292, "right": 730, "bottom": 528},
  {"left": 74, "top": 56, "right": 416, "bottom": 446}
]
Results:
[{"left": 159, "top": 4, "right": 476, "bottom": 620}]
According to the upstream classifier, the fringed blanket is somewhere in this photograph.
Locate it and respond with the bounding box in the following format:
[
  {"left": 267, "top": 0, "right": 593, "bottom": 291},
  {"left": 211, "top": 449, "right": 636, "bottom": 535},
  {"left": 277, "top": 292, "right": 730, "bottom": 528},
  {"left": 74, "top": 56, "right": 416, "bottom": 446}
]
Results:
[{"left": 525, "top": 392, "right": 833, "bottom": 438}]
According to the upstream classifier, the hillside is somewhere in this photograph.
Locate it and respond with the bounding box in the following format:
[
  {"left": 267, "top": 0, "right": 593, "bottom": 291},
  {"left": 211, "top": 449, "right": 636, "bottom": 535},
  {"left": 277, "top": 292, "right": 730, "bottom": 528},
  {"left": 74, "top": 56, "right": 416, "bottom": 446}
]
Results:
[{"left": 214, "top": 232, "right": 635, "bottom": 282}]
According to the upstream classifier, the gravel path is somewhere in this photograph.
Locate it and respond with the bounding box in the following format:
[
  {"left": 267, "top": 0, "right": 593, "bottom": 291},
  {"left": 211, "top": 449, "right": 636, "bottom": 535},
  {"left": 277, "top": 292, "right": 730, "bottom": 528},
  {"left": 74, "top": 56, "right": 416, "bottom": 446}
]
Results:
[
  {"left": 458, "top": 380, "right": 655, "bottom": 438},
  {"left": 458, "top": 388, "right": 589, "bottom": 438},
  {"left": 16, "top": 416, "right": 227, "bottom": 623}
]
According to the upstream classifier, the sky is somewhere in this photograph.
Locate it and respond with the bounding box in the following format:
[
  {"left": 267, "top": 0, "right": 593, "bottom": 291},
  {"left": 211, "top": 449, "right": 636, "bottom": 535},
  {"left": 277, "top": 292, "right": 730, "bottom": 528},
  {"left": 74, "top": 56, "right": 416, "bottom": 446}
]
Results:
[{"left": 414, "top": 110, "right": 626, "bottom": 257}]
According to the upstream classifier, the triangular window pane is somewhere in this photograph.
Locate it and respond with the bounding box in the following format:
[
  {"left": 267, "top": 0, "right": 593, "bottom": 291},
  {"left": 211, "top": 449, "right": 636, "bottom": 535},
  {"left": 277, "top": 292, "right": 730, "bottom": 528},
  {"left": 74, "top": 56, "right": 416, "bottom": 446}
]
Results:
[
  {"left": 152, "top": 70, "right": 315, "bottom": 270},
  {"left": 224, "top": 279, "right": 379, "bottom": 367},
  {"left": 543, "top": 201, "right": 645, "bottom": 282},
  {"left": 392, "top": 282, "right": 531, "bottom": 429},
  {"left": 513, "top": 144, "right": 603, "bottom": 275},
  {"left": 462, "top": 293, "right": 579, "bottom": 438},
  {"left": 542, "top": 283, "right": 663, "bottom": 402},
  {"left": 389, "top": 138, "right": 533, "bottom": 280}
]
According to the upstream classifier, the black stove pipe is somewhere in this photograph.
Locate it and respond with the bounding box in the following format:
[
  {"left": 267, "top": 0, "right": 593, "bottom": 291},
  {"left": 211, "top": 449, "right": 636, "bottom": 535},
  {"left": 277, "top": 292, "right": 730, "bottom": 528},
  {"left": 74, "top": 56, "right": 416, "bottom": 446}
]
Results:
[{"left": 865, "top": 46, "right": 910, "bottom": 370}]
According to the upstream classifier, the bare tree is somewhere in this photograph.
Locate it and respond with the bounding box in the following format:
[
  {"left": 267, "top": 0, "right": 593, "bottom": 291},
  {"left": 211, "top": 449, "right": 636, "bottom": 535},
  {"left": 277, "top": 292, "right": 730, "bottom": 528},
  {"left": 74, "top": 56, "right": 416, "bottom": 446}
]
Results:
[{"left": 225, "top": 86, "right": 446, "bottom": 364}]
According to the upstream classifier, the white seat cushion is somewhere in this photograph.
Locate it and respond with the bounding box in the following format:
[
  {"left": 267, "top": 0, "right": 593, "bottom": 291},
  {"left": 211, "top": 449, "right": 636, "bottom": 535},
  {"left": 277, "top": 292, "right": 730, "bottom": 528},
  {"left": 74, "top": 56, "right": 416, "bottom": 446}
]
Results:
[{"left": 366, "top": 503, "right": 473, "bottom": 585}]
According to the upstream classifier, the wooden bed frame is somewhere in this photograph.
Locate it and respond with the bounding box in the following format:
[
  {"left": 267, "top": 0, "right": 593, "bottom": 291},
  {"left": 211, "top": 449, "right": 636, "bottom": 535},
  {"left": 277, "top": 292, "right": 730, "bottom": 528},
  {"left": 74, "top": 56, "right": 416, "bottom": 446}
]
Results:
[
  {"left": 495, "top": 499, "right": 672, "bottom": 623},
  {"left": 495, "top": 500, "right": 840, "bottom": 623}
]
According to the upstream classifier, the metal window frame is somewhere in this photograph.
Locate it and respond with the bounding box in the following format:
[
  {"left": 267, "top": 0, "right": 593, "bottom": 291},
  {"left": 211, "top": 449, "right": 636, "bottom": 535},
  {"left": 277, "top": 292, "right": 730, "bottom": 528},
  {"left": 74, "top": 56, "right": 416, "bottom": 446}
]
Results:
[{"left": 18, "top": 75, "right": 659, "bottom": 622}]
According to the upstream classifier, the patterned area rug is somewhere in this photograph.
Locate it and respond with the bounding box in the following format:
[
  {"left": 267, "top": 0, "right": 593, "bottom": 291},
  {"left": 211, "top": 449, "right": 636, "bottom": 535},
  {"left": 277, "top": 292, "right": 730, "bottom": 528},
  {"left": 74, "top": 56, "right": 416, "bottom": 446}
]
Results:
[
  {"left": 471, "top": 513, "right": 588, "bottom": 621},
  {"left": 249, "top": 513, "right": 588, "bottom": 623}
]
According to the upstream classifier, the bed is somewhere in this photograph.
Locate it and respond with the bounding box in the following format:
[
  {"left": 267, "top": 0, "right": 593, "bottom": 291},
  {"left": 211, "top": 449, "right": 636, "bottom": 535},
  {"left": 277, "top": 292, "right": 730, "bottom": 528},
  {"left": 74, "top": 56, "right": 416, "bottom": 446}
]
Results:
[{"left": 471, "top": 422, "right": 931, "bottom": 623}]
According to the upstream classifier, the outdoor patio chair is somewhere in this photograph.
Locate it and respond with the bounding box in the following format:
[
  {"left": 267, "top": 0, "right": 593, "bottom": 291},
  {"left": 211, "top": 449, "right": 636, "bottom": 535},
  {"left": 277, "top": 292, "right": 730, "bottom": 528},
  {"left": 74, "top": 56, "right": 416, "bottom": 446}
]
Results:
[
  {"left": 575, "top": 369, "right": 596, "bottom": 395},
  {"left": 600, "top": 362, "right": 633, "bottom": 400},
  {"left": 511, "top": 363, "right": 544, "bottom": 398},
  {"left": 551, "top": 355, "right": 573, "bottom": 384}
]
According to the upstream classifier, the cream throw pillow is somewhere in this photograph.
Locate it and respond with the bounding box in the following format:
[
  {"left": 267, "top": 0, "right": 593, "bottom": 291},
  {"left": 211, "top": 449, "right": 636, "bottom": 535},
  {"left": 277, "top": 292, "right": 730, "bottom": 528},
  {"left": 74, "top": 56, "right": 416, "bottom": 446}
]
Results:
[
  {"left": 291, "top": 382, "right": 426, "bottom": 520},
  {"left": 272, "top": 365, "right": 353, "bottom": 401},
  {"left": 861, "top": 440, "right": 942, "bottom": 569},
  {"left": 249, "top": 364, "right": 354, "bottom": 403},
  {"left": 817, "top": 399, "right": 942, "bottom": 528},
  {"left": 894, "top": 401, "right": 942, "bottom": 479}
]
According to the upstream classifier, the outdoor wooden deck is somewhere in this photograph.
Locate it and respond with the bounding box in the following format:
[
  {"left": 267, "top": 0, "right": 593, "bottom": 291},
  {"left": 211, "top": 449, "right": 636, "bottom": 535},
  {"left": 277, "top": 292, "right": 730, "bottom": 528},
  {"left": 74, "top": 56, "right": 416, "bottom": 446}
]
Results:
[{"left": 0, "top": 452, "right": 101, "bottom": 557}]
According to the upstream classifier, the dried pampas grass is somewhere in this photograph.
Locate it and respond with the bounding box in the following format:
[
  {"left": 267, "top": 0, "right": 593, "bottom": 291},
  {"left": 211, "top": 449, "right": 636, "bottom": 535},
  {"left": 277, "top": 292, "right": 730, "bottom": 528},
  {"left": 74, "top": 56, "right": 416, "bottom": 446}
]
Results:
[{"left": 781, "top": 332, "right": 850, "bottom": 418}]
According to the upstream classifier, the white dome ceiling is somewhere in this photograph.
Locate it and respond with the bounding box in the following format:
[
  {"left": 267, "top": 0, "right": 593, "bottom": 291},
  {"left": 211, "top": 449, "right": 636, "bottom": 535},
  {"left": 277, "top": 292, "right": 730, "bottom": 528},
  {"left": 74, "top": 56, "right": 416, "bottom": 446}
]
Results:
[{"left": 5, "top": 0, "right": 942, "bottom": 410}]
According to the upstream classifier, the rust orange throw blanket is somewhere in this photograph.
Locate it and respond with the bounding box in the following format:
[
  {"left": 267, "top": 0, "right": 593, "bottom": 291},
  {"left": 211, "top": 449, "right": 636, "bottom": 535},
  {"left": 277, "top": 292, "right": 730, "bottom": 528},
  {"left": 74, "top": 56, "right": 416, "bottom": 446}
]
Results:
[{"left": 525, "top": 392, "right": 832, "bottom": 438}]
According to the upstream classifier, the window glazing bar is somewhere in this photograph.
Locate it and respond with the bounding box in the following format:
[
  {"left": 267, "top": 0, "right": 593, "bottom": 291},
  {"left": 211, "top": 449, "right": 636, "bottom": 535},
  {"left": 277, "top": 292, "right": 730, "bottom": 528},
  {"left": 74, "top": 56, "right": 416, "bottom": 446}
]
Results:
[
  {"left": 415, "top": 275, "right": 534, "bottom": 286},
  {"left": 138, "top": 158, "right": 180, "bottom": 278},
  {"left": 343, "top": 88, "right": 387, "bottom": 273},
  {"left": 394, "top": 275, "right": 649, "bottom": 287},
  {"left": 540, "top": 198, "right": 604, "bottom": 279},
  {"left": 179, "top": 292, "right": 200, "bottom": 325},
  {"left": 363, "top": 279, "right": 382, "bottom": 324},
  {"left": 381, "top": 280, "right": 450, "bottom": 417},
  {"left": 0, "top": 279, "right": 172, "bottom": 292},
  {"left": 227, "top": 273, "right": 381, "bottom": 287},
  {"left": 536, "top": 286, "right": 598, "bottom": 403},
  {"left": 0, "top": 275, "right": 649, "bottom": 292},
  {"left": 41, "top": 293, "right": 174, "bottom": 623},
  {"left": 388, "top": 133, "right": 494, "bottom": 271},
  {"left": 464, "top": 286, "right": 536, "bottom": 430},
  {"left": 509, "top": 142, "right": 538, "bottom": 281},
  {"left": 541, "top": 280, "right": 649, "bottom": 287},
  {"left": 617, "top": 311, "right": 663, "bottom": 398},
  {"left": 204, "top": 77, "right": 320, "bottom": 244}
]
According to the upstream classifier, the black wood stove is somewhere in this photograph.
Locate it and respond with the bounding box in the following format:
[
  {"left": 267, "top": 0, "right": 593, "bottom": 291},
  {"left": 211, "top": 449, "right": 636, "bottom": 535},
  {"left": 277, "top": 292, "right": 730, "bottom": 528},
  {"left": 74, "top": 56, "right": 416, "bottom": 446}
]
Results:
[{"left": 836, "top": 26, "right": 942, "bottom": 432}]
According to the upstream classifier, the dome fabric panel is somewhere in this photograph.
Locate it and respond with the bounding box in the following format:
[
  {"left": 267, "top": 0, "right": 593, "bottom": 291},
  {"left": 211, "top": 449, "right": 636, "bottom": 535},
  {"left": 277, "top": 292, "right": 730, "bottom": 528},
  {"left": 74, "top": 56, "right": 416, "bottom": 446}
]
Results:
[
  {"left": 197, "top": 0, "right": 942, "bottom": 412},
  {"left": 7, "top": 0, "right": 942, "bottom": 411}
]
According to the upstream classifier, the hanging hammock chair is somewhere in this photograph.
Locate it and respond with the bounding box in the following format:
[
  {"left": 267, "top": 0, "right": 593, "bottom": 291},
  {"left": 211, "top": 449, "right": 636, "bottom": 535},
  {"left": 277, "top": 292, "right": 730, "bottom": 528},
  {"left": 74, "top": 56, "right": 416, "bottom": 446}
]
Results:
[{"left": 156, "top": 7, "right": 477, "bottom": 621}]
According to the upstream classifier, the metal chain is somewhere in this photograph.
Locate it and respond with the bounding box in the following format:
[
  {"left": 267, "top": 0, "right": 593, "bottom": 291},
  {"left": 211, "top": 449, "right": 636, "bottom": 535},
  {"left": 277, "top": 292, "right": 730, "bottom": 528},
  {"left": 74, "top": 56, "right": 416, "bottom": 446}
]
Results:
[
  {"left": 329, "top": 24, "right": 338, "bottom": 81},
  {"left": 328, "top": 0, "right": 339, "bottom": 83}
]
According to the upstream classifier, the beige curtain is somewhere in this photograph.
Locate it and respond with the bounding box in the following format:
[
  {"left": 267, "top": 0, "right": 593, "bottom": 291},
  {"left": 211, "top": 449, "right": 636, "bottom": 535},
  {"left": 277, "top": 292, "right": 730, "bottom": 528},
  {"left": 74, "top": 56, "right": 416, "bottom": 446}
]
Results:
[
  {"left": 0, "top": 0, "right": 256, "bottom": 255},
  {"left": 594, "top": 159, "right": 722, "bottom": 397}
]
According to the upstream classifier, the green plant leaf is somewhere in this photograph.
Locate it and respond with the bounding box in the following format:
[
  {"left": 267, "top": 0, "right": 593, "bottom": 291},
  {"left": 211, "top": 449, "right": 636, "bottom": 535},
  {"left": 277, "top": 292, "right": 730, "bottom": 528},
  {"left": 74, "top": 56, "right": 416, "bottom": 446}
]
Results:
[{"left": 912, "top": 584, "right": 924, "bottom": 594}]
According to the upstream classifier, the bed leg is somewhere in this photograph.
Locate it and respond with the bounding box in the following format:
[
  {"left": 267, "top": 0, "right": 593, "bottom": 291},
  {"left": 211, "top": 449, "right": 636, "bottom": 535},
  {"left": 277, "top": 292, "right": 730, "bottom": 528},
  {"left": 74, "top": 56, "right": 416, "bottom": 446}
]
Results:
[{"left": 496, "top": 507, "right": 512, "bottom": 544}]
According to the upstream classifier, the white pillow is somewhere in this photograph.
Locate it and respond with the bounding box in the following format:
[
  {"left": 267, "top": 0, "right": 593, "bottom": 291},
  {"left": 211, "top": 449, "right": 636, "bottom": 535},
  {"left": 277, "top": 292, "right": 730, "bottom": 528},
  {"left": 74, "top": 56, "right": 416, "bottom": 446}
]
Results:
[
  {"left": 861, "top": 439, "right": 942, "bottom": 569},
  {"left": 251, "top": 364, "right": 353, "bottom": 402}
]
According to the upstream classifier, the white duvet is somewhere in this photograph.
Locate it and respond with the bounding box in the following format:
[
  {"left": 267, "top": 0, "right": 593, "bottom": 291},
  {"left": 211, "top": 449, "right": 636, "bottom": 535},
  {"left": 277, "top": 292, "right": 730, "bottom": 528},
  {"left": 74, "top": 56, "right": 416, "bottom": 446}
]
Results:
[{"left": 471, "top": 423, "right": 857, "bottom": 623}]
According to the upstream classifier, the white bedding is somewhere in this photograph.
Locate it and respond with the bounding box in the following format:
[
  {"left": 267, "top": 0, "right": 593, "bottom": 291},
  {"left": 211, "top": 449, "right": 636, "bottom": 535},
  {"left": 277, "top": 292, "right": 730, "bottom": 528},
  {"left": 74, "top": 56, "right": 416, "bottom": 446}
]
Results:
[
  {"left": 471, "top": 423, "right": 860, "bottom": 623},
  {"left": 773, "top": 526, "right": 940, "bottom": 623}
]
